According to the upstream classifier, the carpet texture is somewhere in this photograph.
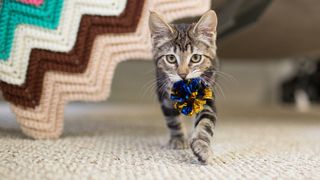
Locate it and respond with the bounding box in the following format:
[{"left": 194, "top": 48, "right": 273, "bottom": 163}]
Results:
[{"left": 0, "top": 104, "right": 319, "bottom": 179}]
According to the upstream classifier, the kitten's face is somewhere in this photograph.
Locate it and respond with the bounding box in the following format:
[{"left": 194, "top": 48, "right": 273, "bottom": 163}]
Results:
[{"left": 149, "top": 10, "right": 218, "bottom": 83}]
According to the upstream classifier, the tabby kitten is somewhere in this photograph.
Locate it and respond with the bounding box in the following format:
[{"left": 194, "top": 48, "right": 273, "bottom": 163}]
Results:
[{"left": 149, "top": 10, "right": 219, "bottom": 164}]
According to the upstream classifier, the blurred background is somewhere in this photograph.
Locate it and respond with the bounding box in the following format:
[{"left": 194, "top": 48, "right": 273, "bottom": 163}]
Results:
[{"left": 106, "top": 0, "right": 320, "bottom": 115}]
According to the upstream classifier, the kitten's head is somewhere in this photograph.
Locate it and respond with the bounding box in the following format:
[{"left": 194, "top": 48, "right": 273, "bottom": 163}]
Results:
[{"left": 149, "top": 10, "right": 218, "bottom": 83}]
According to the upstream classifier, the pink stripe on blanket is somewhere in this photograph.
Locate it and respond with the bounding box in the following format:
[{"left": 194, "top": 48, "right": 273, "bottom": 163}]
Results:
[{"left": 18, "top": 0, "right": 44, "bottom": 6}]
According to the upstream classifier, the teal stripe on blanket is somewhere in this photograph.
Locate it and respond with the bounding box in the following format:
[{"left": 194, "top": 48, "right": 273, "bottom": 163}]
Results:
[{"left": 0, "top": 0, "right": 63, "bottom": 60}]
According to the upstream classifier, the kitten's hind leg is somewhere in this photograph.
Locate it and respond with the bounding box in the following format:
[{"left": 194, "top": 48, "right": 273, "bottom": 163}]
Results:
[
  {"left": 161, "top": 102, "right": 188, "bottom": 150},
  {"left": 190, "top": 103, "right": 216, "bottom": 164}
]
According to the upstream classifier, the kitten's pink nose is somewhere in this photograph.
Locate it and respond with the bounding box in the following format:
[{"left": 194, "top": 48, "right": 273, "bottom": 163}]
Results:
[{"left": 178, "top": 73, "right": 187, "bottom": 80}]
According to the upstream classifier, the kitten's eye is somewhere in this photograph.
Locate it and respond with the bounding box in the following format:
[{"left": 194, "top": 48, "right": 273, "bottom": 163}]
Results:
[
  {"left": 165, "top": 54, "right": 177, "bottom": 64},
  {"left": 190, "top": 54, "right": 202, "bottom": 63}
]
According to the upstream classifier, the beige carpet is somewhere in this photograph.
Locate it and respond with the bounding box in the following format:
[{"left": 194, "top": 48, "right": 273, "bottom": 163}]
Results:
[{"left": 0, "top": 103, "right": 320, "bottom": 179}]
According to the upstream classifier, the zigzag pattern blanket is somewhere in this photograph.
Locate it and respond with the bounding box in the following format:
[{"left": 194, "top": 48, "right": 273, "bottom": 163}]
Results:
[{"left": 0, "top": 0, "right": 211, "bottom": 139}]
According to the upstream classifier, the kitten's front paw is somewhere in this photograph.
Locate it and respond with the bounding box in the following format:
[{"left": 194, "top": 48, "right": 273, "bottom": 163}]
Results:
[
  {"left": 190, "top": 138, "right": 213, "bottom": 164},
  {"left": 167, "top": 136, "right": 189, "bottom": 150}
]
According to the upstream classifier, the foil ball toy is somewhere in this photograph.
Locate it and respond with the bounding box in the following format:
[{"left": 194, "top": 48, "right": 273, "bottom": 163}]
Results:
[{"left": 170, "top": 78, "right": 213, "bottom": 116}]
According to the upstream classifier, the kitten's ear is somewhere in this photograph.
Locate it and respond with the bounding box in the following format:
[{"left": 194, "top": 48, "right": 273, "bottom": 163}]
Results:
[
  {"left": 149, "top": 11, "right": 175, "bottom": 47},
  {"left": 192, "top": 10, "right": 218, "bottom": 46},
  {"left": 149, "top": 11, "right": 174, "bottom": 35},
  {"left": 193, "top": 10, "right": 218, "bottom": 34}
]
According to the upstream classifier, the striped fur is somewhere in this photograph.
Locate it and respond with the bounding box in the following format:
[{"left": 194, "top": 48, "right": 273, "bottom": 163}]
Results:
[{"left": 149, "top": 10, "right": 218, "bottom": 164}]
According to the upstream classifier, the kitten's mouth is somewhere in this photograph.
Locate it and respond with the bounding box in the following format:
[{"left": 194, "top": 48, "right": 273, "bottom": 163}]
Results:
[{"left": 169, "top": 75, "right": 201, "bottom": 83}]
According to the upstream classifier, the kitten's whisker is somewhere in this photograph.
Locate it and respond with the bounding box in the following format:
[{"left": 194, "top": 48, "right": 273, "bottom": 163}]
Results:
[
  {"left": 159, "top": 82, "right": 169, "bottom": 99},
  {"left": 215, "top": 71, "right": 238, "bottom": 83},
  {"left": 141, "top": 76, "right": 165, "bottom": 89},
  {"left": 204, "top": 68, "right": 236, "bottom": 83},
  {"left": 141, "top": 77, "right": 168, "bottom": 98},
  {"left": 141, "top": 75, "right": 162, "bottom": 98},
  {"left": 141, "top": 79, "right": 156, "bottom": 91},
  {"left": 200, "top": 75, "right": 226, "bottom": 99},
  {"left": 212, "top": 86, "right": 221, "bottom": 98},
  {"left": 142, "top": 81, "right": 157, "bottom": 97},
  {"left": 141, "top": 81, "right": 154, "bottom": 95},
  {"left": 214, "top": 81, "right": 226, "bottom": 99},
  {"left": 215, "top": 73, "right": 234, "bottom": 85},
  {"left": 192, "top": 69, "right": 201, "bottom": 74}
]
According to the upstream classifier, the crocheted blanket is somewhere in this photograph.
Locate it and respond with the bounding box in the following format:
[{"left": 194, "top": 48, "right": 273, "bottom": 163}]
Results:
[{"left": 0, "top": 0, "right": 211, "bottom": 139}]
